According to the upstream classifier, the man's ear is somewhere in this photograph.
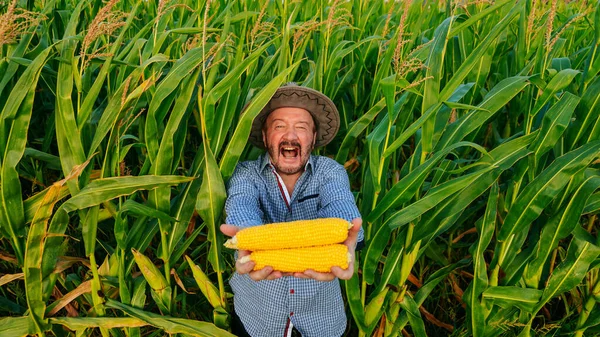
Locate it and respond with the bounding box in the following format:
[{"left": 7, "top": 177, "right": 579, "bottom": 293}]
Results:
[{"left": 262, "top": 130, "right": 267, "bottom": 147}]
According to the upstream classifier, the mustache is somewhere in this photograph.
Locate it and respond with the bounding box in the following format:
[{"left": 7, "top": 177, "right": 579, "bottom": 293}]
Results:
[{"left": 279, "top": 141, "right": 301, "bottom": 148}]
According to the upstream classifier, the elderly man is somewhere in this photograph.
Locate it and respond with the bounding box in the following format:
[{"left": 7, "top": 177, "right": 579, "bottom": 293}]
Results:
[{"left": 220, "top": 83, "right": 363, "bottom": 337}]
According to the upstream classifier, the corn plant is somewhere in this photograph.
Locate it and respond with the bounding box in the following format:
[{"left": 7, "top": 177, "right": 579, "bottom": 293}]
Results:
[{"left": 1, "top": 0, "right": 600, "bottom": 336}]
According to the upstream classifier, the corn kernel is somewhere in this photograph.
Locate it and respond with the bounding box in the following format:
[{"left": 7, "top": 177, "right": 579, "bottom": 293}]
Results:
[
  {"left": 239, "top": 244, "right": 350, "bottom": 273},
  {"left": 224, "top": 218, "right": 351, "bottom": 250}
]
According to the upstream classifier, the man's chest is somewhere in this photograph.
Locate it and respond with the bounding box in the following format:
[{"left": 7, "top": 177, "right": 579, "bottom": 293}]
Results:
[{"left": 258, "top": 172, "right": 322, "bottom": 223}]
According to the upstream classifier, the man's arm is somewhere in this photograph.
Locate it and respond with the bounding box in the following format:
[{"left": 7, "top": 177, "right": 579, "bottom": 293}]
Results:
[
  {"left": 222, "top": 164, "right": 285, "bottom": 281},
  {"left": 317, "top": 162, "right": 364, "bottom": 244},
  {"left": 224, "top": 163, "right": 264, "bottom": 227}
]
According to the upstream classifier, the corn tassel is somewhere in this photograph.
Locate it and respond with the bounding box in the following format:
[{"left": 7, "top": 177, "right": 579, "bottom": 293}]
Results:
[
  {"left": 224, "top": 218, "right": 351, "bottom": 250},
  {"left": 239, "top": 244, "right": 350, "bottom": 273}
]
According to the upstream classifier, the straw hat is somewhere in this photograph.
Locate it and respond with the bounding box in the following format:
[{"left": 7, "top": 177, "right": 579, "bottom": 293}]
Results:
[{"left": 247, "top": 83, "right": 340, "bottom": 149}]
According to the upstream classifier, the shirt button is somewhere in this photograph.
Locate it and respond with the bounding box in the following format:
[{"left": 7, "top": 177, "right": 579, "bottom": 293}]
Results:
[{"left": 290, "top": 289, "right": 295, "bottom": 294}]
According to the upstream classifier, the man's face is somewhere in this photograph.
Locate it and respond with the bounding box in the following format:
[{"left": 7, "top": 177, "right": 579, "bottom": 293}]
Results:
[{"left": 262, "top": 107, "right": 316, "bottom": 176}]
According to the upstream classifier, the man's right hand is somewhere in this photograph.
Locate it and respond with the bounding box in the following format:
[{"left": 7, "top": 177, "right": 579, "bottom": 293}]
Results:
[{"left": 220, "top": 224, "right": 285, "bottom": 281}]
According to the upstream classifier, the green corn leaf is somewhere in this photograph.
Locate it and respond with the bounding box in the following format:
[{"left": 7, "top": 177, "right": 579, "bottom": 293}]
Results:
[
  {"left": 145, "top": 47, "right": 210, "bottom": 164},
  {"left": 498, "top": 141, "right": 600, "bottom": 241},
  {"left": 568, "top": 76, "right": 600, "bottom": 150},
  {"left": 410, "top": 142, "right": 532, "bottom": 245},
  {"left": 399, "top": 295, "right": 427, "bottom": 337},
  {"left": 449, "top": 0, "right": 513, "bottom": 36},
  {"left": 583, "top": 192, "right": 600, "bottom": 214},
  {"left": 168, "top": 150, "right": 206, "bottom": 261},
  {"left": 530, "top": 69, "right": 580, "bottom": 118},
  {"left": 364, "top": 287, "right": 389, "bottom": 334},
  {"left": 60, "top": 175, "right": 194, "bottom": 213},
  {"left": 482, "top": 286, "right": 542, "bottom": 312},
  {"left": 524, "top": 176, "right": 600, "bottom": 287},
  {"left": 185, "top": 256, "right": 223, "bottom": 309},
  {"left": 442, "top": 101, "right": 490, "bottom": 112},
  {"left": 88, "top": 55, "right": 168, "bottom": 158},
  {"left": 530, "top": 92, "right": 580, "bottom": 165},
  {"left": 436, "top": 76, "right": 530, "bottom": 150},
  {"left": 439, "top": 2, "right": 523, "bottom": 102},
  {"left": 528, "top": 237, "right": 600, "bottom": 324},
  {"left": 116, "top": 200, "right": 177, "bottom": 251},
  {"left": 211, "top": 82, "right": 241, "bottom": 157},
  {"left": 370, "top": 229, "right": 406, "bottom": 292},
  {"left": 0, "top": 46, "right": 52, "bottom": 265},
  {"left": 196, "top": 106, "right": 225, "bottom": 280},
  {"left": 0, "top": 33, "right": 34, "bottom": 101},
  {"left": 196, "top": 136, "right": 226, "bottom": 276},
  {"left": 204, "top": 42, "right": 272, "bottom": 107},
  {"left": 368, "top": 141, "right": 489, "bottom": 223},
  {"left": 77, "top": 4, "right": 141, "bottom": 128},
  {"left": 344, "top": 270, "right": 367, "bottom": 332},
  {"left": 23, "top": 148, "right": 61, "bottom": 171},
  {"left": 576, "top": 307, "right": 600, "bottom": 331},
  {"left": 362, "top": 223, "right": 396, "bottom": 285},
  {"left": 393, "top": 259, "right": 471, "bottom": 333},
  {"left": 149, "top": 69, "right": 200, "bottom": 264},
  {"left": 466, "top": 183, "right": 498, "bottom": 337},
  {"left": 55, "top": 1, "right": 86, "bottom": 190},
  {"left": 382, "top": 170, "right": 491, "bottom": 230},
  {"left": 0, "top": 317, "right": 36, "bottom": 337},
  {"left": 422, "top": 17, "right": 452, "bottom": 159},
  {"left": 382, "top": 103, "right": 442, "bottom": 159},
  {"left": 105, "top": 299, "right": 235, "bottom": 336},
  {"left": 119, "top": 199, "right": 177, "bottom": 223},
  {"left": 336, "top": 98, "right": 386, "bottom": 164},
  {"left": 24, "top": 166, "right": 84, "bottom": 334},
  {"left": 49, "top": 317, "right": 147, "bottom": 330},
  {"left": 132, "top": 249, "right": 171, "bottom": 314}
]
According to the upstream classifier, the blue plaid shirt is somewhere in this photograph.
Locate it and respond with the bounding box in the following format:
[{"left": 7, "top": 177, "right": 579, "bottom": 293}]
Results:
[{"left": 225, "top": 153, "right": 363, "bottom": 337}]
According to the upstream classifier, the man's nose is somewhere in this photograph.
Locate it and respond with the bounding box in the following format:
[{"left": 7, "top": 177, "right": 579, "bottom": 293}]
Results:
[{"left": 283, "top": 129, "right": 299, "bottom": 140}]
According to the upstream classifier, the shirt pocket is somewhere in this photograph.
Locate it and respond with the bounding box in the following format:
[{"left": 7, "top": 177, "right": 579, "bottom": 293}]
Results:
[{"left": 293, "top": 192, "right": 320, "bottom": 217}]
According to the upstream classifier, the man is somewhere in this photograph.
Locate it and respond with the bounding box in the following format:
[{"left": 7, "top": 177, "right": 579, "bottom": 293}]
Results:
[{"left": 220, "top": 83, "right": 363, "bottom": 337}]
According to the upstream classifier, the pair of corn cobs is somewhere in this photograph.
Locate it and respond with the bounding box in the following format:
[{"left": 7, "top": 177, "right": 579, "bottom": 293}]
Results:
[{"left": 224, "top": 218, "right": 352, "bottom": 273}]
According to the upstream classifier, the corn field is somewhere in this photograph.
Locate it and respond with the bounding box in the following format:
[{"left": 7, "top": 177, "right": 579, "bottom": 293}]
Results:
[{"left": 1, "top": 0, "right": 600, "bottom": 335}]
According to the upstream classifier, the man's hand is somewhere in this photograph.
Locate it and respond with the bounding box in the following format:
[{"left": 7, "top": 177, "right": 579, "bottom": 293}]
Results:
[
  {"left": 293, "top": 217, "right": 362, "bottom": 281},
  {"left": 220, "top": 224, "right": 285, "bottom": 281}
]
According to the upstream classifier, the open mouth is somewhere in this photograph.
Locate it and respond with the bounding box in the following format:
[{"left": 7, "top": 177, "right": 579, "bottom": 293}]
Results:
[
  {"left": 279, "top": 146, "right": 300, "bottom": 158},
  {"left": 280, "top": 144, "right": 300, "bottom": 158}
]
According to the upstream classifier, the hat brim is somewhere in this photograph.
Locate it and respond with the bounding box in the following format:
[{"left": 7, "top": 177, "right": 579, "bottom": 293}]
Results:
[{"left": 247, "top": 86, "right": 340, "bottom": 149}]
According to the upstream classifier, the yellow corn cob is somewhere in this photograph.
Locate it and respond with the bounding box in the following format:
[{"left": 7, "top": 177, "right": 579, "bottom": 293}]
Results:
[
  {"left": 224, "top": 218, "right": 351, "bottom": 250},
  {"left": 239, "top": 244, "right": 350, "bottom": 273}
]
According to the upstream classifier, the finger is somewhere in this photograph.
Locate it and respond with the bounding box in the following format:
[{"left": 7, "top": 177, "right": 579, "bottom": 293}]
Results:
[
  {"left": 236, "top": 258, "right": 255, "bottom": 274},
  {"left": 350, "top": 218, "right": 363, "bottom": 232},
  {"left": 235, "top": 250, "right": 254, "bottom": 274},
  {"left": 266, "top": 271, "right": 284, "bottom": 280},
  {"left": 249, "top": 266, "right": 274, "bottom": 281},
  {"left": 220, "top": 224, "right": 240, "bottom": 237},
  {"left": 292, "top": 272, "right": 311, "bottom": 279},
  {"left": 303, "top": 269, "right": 335, "bottom": 281},
  {"left": 345, "top": 218, "right": 362, "bottom": 245},
  {"left": 331, "top": 266, "right": 353, "bottom": 280}
]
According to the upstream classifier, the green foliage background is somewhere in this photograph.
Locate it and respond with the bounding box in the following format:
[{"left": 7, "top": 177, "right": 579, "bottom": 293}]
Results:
[{"left": 1, "top": 0, "right": 600, "bottom": 336}]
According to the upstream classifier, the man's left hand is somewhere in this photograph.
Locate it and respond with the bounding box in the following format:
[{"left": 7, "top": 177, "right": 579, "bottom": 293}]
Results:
[{"left": 293, "top": 217, "right": 362, "bottom": 281}]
